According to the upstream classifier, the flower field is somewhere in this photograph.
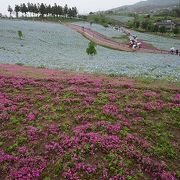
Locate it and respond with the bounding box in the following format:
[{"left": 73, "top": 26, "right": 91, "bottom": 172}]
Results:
[
  {"left": 0, "top": 64, "right": 180, "bottom": 179},
  {"left": 74, "top": 22, "right": 180, "bottom": 51},
  {"left": 0, "top": 20, "right": 180, "bottom": 81}
]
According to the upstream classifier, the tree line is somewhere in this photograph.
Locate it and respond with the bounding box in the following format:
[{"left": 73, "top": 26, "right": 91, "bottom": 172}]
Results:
[
  {"left": 128, "top": 19, "right": 179, "bottom": 34},
  {"left": 8, "top": 3, "right": 78, "bottom": 18}
]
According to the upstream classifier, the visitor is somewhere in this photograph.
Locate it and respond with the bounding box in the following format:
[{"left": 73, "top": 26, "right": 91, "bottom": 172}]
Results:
[
  {"left": 170, "top": 47, "right": 175, "bottom": 54},
  {"left": 82, "top": 26, "right": 84, "bottom": 31},
  {"left": 175, "top": 49, "right": 179, "bottom": 56},
  {"left": 137, "top": 42, "right": 141, "bottom": 48},
  {"left": 129, "top": 40, "right": 134, "bottom": 48},
  {"left": 132, "top": 44, "right": 137, "bottom": 49}
]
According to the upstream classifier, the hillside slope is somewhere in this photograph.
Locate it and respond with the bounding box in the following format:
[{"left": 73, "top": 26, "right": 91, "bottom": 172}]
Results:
[{"left": 111, "top": 0, "right": 179, "bottom": 12}]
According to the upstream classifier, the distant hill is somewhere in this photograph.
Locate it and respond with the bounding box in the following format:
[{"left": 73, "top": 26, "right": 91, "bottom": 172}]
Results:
[{"left": 110, "top": 0, "right": 180, "bottom": 13}]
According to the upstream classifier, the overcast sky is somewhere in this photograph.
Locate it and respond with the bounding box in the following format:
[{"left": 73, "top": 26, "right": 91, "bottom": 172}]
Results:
[{"left": 0, "top": 0, "right": 142, "bottom": 15}]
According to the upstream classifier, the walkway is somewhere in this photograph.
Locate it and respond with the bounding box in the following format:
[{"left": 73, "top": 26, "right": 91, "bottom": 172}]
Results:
[{"left": 67, "top": 24, "right": 169, "bottom": 54}]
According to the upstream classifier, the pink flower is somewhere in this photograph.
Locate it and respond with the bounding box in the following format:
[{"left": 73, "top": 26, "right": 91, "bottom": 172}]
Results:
[
  {"left": 103, "top": 104, "right": 119, "bottom": 116},
  {"left": 27, "top": 112, "right": 36, "bottom": 121},
  {"left": 172, "top": 94, "right": 180, "bottom": 104}
]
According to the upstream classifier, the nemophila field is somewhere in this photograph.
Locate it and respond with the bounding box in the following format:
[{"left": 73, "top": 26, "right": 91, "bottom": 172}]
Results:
[
  {"left": 0, "top": 20, "right": 180, "bottom": 81},
  {"left": 0, "top": 64, "right": 179, "bottom": 179}
]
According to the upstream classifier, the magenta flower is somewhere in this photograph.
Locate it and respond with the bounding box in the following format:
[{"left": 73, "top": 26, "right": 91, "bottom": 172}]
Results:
[
  {"left": 103, "top": 104, "right": 119, "bottom": 116},
  {"left": 27, "top": 112, "right": 36, "bottom": 121}
]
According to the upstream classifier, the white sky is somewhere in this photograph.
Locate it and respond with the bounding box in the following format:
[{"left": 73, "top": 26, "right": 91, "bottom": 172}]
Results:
[{"left": 0, "top": 0, "right": 142, "bottom": 15}]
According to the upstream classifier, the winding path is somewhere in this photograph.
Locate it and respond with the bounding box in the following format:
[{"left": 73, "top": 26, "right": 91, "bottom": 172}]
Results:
[{"left": 67, "top": 24, "right": 169, "bottom": 54}]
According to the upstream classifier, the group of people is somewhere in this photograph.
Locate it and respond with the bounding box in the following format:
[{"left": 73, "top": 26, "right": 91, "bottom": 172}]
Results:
[
  {"left": 170, "top": 47, "right": 180, "bottom": 55},
  {"left": 129, "top": 35, "right": 141, "bottom": 49}
]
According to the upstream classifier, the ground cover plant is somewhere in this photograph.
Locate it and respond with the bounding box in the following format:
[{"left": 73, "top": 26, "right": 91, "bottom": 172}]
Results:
[{"left": 0, "top": 64, "right": 179, "bottom": 179}]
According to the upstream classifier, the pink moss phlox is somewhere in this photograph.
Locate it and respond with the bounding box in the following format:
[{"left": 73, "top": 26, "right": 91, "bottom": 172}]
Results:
[
  {"left": 37, "top": 95, "right": 45, "bottom": 101},
  {"left": 48, "top": 124, "right": 59, "bottom": 134},
  {"left": 75, "top": 162, "right": 97, "bottom": 174},
  {"left": 27, "top": 126, "right": 38, "bottom": 141},
  {"left": 103, "top": 104, "right": 119, "bottom": 116},
  {"left": 144, "top": 91, "right": 158, "bottom": 97},
  {"left": 18, "top": 146, "right": 29, "bottom": 155},
  {"left": 27, "top": 112, "right": 36, "bottom": 121},
  {"left": 172, "top": 94, "right": 180, "bottom": 104},
  {"left": 144, "top": 101, "right": 165, "bottom": 111},
  {"left": 108, "top": 94, "right": 116, "bottom": 102},
  {"left": 0, "top": 149, "right": 17, "bottom": 163},
  {"left": 10, "top": 156, "right": 47, "bottom": 179},
  {"left": 126, "top": 134, "right": 150, "bottom": 149},
  {"left": 45, "top": 141, "right": 64, "bottom": 154},
  {"left": 62, "top": 168, "right": 79, "bottom": 180}
]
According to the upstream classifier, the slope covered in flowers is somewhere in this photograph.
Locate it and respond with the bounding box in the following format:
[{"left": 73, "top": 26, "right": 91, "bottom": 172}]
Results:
[{"left": 0, "top": 64, "right": 180, "bottom": 179}]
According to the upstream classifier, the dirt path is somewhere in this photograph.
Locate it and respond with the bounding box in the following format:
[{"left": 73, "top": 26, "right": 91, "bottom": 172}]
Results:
[{"left": 67, "top": 24, "right": 170, "bottom": 54}]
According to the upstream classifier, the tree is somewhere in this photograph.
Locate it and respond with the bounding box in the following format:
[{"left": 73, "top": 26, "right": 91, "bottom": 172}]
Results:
[
  {"left": 134, "top": 20, "right": 140, "bottom": 29},
  {"left": 152, "top": 25, "right": 159, "bottom": 32},
  {"left": 45, "top": 5, "right": 52, "bottom": 17},
  {"left": 39, "top": 3, "right": 46, "bottom": 18},
  {"left": 57, "top": 5, "right": 63, "bottom": 17},
  {"left": 21, "top": 3, "right": 28, "bottom": 17},
  {"left": 27, "top": 3, "right": 33, "bottom": 17},
  {"left": 8, "top": 5, "right": 13, "bottom": 17},
  {"left": 14, "top": 5, "right": 20, "bottom": 18},
  {"left": 86, "top": 41, "right": 97, "bottom": 56},
  {"left": 103, "top": 23, "right": 109, "bottom": 30},
  {"left": 64, "top": 4, "right": 68, "bottom": 17},
  {"left": 71, "top": 7, "right": 78, "bottom": 17},
  {"left": 159, "top": 26, "right": 166, "bottom": 34},
  {"left": 52, "top": 3, "right": 57, "bottom": 17},
  {"left": 141, "top": 21, "right": 148, "bottom": 30},
  {"left": 173, "top": 27, "right": 179, "bottom": 34}
]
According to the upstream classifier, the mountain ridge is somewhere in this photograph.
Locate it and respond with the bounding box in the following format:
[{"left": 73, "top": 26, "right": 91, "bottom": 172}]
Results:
[{"left": 109, "top": 0, "right": 180, "bottom": 12}]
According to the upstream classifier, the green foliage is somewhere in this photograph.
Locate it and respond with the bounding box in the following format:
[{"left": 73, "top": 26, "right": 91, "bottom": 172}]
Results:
[
  {"left": 54, "top": 159, "right": 63, "bottom": 175},
  {"left": 86, "top": 41, "right": 97, "bottom": 56},
  {"left": 141, "top": 21, "right": 149, "bottom": 30},
  {"left": 17, "top": 30, "right": 23, "bottom": 39},
  {"left": 0, "top": 141, "right": 4, "bottom": 147},
  {"left": 134, "top": 20, "right": 140, "bottom": 28},
  {"left": 159, "top": 26, "right": 166, "bottom": 33},
  {"left": 151, "top": 137, "right": 176, "bottom": 158},
  {"left": 173, "top": 27, "right": 179, "bottom": 34},
  {"left": 6, "top": 143, "right": 18, "bottom": 153},
  {"left": 15, "top": 62, "right": 24, "bottom": 66},
  {"left": 11, "top": 117, "right": 20, "bottom": 124},
  {"left": 17, "top": 136, "right": 27, "bottom": 145},
  {"left": 119, "top": 127, "right": 130, "bottom": 138},
  {"left": 87, "top": 14, "right": 110, "bottom": 26},
  {"left": 103, "top": 23, "right": 109, "bottom": 28}
]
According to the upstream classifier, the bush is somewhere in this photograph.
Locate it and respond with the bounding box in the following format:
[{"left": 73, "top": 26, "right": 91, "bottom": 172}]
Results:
[
  {"left": 173, "top": 27, "right": 179, "bottom": 34},
  {"left": 17, "top": 30, "right": 23, "bottom": 39},
  {"left": 159, "top": 26, "right": 166, "bottom": 34},
  {"left": 86, "top": 41, "right": 97, "bottom": 56}
]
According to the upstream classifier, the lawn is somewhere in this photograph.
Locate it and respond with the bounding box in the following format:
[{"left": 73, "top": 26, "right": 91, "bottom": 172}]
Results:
[{"left": 0, "top": 64, "right": 179, "bottom": 179}]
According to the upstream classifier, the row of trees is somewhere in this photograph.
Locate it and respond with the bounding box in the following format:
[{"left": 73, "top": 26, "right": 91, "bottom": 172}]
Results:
[
  {"left": 128, "top": 20, "right": 179, "bottom": 34},
  {"left": 8, "top": 3, "right": 78, "bottom": 18}
]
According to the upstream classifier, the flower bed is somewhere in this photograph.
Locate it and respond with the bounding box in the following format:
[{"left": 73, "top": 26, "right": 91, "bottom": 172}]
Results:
[
  {"left": 0, "top": 20, "right": 180, "bottom": 81},
  {"left": 0, "top": 64, "right": 179, "bottom": 179}
]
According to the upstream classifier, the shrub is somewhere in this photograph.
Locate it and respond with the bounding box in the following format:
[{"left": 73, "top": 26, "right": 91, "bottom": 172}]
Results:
[{"left": 17, "top": 30, "right": 23, "bottom": 39}]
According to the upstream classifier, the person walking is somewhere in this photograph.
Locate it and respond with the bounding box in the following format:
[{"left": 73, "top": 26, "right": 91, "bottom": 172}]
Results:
[
  {"left": 175, "top": 49, "right": 179, "bottom": 55},
  {"left": 170, "top": 47, "right": 175, "bottom": 54}
]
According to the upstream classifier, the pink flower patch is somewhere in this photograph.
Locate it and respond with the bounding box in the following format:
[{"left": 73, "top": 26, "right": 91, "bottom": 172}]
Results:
[
  {"left": 172, "top": 94, "right": 180, "bottom": 104},
  {"left": 27, "top": 113, "right": 36, "bottom": 121},
  {"left": 103, "top": 104, "right": 119, "bottom": 116}
]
